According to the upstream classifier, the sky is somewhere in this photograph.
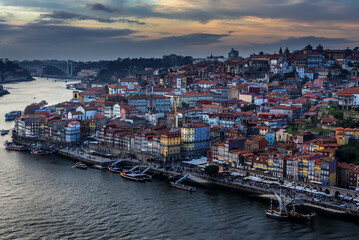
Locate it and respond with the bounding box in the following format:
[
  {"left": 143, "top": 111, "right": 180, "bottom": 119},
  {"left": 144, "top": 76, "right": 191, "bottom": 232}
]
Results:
[{"left": 0, "top": 0, "right": 358, "bottom": 60}]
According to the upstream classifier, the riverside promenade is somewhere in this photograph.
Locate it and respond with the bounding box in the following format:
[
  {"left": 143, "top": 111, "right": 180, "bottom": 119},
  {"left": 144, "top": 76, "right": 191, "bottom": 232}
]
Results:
[
  {"left": 9, "top": 133, "right": 359, "bottom": 221},
  {"left": 55, "top": 147, "right": 359, "bottom": 220}
]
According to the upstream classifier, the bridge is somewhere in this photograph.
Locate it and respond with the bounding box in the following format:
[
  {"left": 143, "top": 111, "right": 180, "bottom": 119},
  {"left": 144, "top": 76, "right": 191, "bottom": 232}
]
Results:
[{"left": 42, "top": 60, "right": 74, "bottom": 77}]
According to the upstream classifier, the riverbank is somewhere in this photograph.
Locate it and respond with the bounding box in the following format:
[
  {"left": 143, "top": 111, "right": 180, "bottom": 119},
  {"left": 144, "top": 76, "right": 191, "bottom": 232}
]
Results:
[
  {"left": 54, "top": 144, "right": 359, "bottom": 221},
  {"left": 9, "top": 132, "right": 359, "bottom": 222},
  {"left": 0, "top": 77, "right": 34, "bottom": 84}
]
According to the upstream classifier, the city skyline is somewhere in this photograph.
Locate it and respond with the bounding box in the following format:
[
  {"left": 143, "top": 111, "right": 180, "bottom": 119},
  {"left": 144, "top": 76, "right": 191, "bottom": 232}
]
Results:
[{"left": 0, "top": 0, "right": 358, "bottom": 60}]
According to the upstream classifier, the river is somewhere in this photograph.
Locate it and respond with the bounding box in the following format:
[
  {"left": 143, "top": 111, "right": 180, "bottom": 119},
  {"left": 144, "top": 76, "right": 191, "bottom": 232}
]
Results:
[{"left": 0, "top": 77, "right": 358, "bottom": 239}]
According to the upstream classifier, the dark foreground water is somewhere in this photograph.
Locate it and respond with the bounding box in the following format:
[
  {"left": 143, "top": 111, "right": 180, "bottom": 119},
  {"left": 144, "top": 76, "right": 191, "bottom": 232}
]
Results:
[{"left": 0, "top": 78, "right": 359, "bottom": 239}]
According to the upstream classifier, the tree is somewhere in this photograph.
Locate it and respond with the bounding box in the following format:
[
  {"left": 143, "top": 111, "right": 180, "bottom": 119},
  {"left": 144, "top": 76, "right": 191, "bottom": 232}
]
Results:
[
  {"left": 24, "top": 100, "right": 48, "bottom": 115},
  {"left": 335, "top": 139, "right": 359, "bottom": 164},
  {"left": 205, "top": 165, "right": 219, "bottom": 176}
]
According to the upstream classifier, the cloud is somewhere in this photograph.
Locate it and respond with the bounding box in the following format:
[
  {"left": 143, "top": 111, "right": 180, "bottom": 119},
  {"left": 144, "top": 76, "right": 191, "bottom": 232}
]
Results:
[
  {"left": 39, "top": 10, "right": 145, "bottom": 25},
  {"left": 87, "top": 3, "right": 120, "bottom": 13},
  {"left": 0, "top": 21, "right": 228, "bottom": 59},
  {"left": 144, "top": 33, "right": 230, "bottom": 49},
  {"left": 40, "top": 10, "right": 115, "bottom": 23},
  {"left": 229, "top": 36, "right": 354, "bottom": 56},
  {"left": 87, "top": 0, "right": 359, "bottom": 24}
]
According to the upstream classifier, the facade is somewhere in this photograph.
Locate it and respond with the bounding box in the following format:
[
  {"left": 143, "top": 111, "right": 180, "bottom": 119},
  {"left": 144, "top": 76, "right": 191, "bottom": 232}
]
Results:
[
  {"left": 338, "top": 87, "right": 359, "bottom": 110},
  {"left": 336, "top": 127, "right": 359, "bottom": 145},
  {"left": 160, "top": 131, "right": 181, "bottom": 162},
  {"left": 181, "top": 123, "right": 210, "bottom": 158},
  {"left": 65, "top": 121, "right": 81, "bottom": 143}
]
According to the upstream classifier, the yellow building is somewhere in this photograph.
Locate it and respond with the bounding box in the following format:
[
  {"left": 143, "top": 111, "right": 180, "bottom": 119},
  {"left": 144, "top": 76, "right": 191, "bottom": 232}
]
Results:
[
  {"left": 254, "top": 157, "right": 268, "bottom": 172},
  {"left": 336, "top": 127, "right": 359, "bottom": 145},
  {"left": 160, "top": 131, "right": 181, "bottom": 161}
]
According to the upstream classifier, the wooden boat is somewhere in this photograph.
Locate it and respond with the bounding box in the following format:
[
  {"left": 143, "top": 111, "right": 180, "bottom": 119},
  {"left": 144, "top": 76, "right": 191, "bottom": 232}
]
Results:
[
  {"left": 75, "top": 162, "right": 87, "bottom": 169},
  {"left": 266, "top": 192, "right": 316, "bottom": 224},
  {"left": 288, "top": 211, "right": 316, "bottom": 224},
  {"left": 265, "top": 209, "right": 289, "bottom": 220},
  {"left": 120, "top": 172, "right": 145, "bottom": 182}
]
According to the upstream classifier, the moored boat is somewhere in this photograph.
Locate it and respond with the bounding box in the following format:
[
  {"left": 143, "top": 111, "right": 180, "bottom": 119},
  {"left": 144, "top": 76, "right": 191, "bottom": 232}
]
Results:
[
  {"left": 169, "top": 175, "right": 196, "bottom": 192},
  {"left": 120, "top": 172, "right": 145, "bottom": 182},
  {"left": 5, "top": 111, "right": 21, "bottom": 121},
  {"left": 265, "top": 209, "right": 289, "bottom": 220},
  {"left": 75, "top": 162, "right": 87, "bottom": 169},
  {"left": 31, "top": 149, "right": 52, "bottom": 155},
  {"left": 4, "top": 141, "right": 27, "bottom": 151},
  {"left": 93, "top": 164, "right": 107, "bottom": 170},
  {"left": 266, "top": 192, "right": 316, "bottom": 224},
  {"left": 1, "top": 129, "right": 9, "bottom": 135},
  {"left": 108, "top": 166, "right": 122, "bottom": 173},
  {"left": 170, "top": 181, "right": 196, "bottom": 192},
  {"left": 288, "top": 211, "right": 316, "bottom": 224}
]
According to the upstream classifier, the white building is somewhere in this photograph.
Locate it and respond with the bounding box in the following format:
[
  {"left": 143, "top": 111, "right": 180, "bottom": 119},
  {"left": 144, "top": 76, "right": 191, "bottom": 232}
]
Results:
[{"left": 65, "top": 121, "right": 81, "bottom": 143}]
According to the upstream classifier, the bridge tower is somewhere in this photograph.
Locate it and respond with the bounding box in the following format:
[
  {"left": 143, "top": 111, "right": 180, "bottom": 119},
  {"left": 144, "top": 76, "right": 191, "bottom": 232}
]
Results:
[{"left": 67, "top": 60, "right": 73, "bottom": 77}]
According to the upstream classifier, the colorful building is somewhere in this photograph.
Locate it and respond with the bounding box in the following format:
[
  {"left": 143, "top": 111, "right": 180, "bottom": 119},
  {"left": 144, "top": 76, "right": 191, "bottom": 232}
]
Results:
[{"left": 336, "top": 127, "right": 359, "bottom": 145}]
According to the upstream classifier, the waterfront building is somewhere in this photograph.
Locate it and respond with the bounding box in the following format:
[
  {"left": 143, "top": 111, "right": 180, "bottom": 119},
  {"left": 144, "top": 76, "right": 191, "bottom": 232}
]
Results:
[
  {"left": 160, "top": 131, "right": 181, "bottom": 162},
  {"left": 254, "top": 156, "right": 268, "bottom": 172},
  {"left": 321, "top": 157, "right": 337, "bottom": 186},
  {"left": 211, "top": 137, "right": 245, "bottom": 165},
  {"left": 181, "top": 123, "right": 210, "bottom": 158},
  {"left": 15, "top": 113, "right": 49, "bottom": 137},
  {"left": 65, "top": 121, "right": 81, "bottom": 143},
  {"left": 89, "top": 116, "right": 107, "bottom": 136}
]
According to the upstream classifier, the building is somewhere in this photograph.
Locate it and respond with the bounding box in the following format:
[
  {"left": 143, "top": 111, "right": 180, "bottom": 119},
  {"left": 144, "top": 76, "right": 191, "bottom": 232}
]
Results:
[
  {"left": 336, "top": 127, "right": 359, "bottom": 145},
  {"left": 338, "top": 87, "right": 359, "bottom": 110},
  {"left": 65, "top": 121, "right": 81, "bottom": 143},
  {"left": 160, "top": 131, "right": 181, "bottom": 162},
  {"left": 181, "top": 123, "right": 210, "bottom": 158}
]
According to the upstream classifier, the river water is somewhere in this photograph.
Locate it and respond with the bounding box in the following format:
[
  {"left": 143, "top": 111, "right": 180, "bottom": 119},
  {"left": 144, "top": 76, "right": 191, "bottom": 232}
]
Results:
[{"left": 0, "top": 78, "right": 359, "bottom": 239}]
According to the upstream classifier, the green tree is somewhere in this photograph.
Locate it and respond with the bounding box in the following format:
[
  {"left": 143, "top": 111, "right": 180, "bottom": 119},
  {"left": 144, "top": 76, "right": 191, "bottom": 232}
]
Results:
[
  {"left": 335, "top": 139, "right": 359, "bottom": 164},
  {"left": 205, "top": 165, "right": 219, "bottom": 176}
]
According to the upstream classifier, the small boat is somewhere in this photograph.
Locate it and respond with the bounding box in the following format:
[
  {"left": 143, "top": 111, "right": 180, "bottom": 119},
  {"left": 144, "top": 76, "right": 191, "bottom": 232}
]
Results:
[
  {"left": 169, "top": 175, "right": 196, "bottom": 192},
  {"left": 120, "top": 172, "right": 145, "bottom": 182},
  {"left": 93, "top": 164, "right": 107, "bottom": 170},
  {"left": 266, "top": 192, "right": 316, "bottom": 224},
  {"left": 266, "top": 193, "right": 289, "bottom": 220},
  {"left": 1, "top": 129, "right": 9, "bottom": 135},
  {"left": 75, "top": 162, "right": 87, "bottom": 169},
  {"left": 288, "top": 211, "right": 316, "bottom": 224},
  {"left": 5, "top": 111, "right": 21, "bottom": 121},
  {"left": 108, "top": 166, "right": 123, "bottom": 173},
  {"left": 170, "top": 181, "right": 196, "bottom": 192},
  {"left": 4, "top": 141, "right": 27, "bottom": 151},
  {"left": 107, "top": 160, "right": 123, "bottom": 172},
  {"left": 31, "top": 149, "right": 52, "bottom": 155}
]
